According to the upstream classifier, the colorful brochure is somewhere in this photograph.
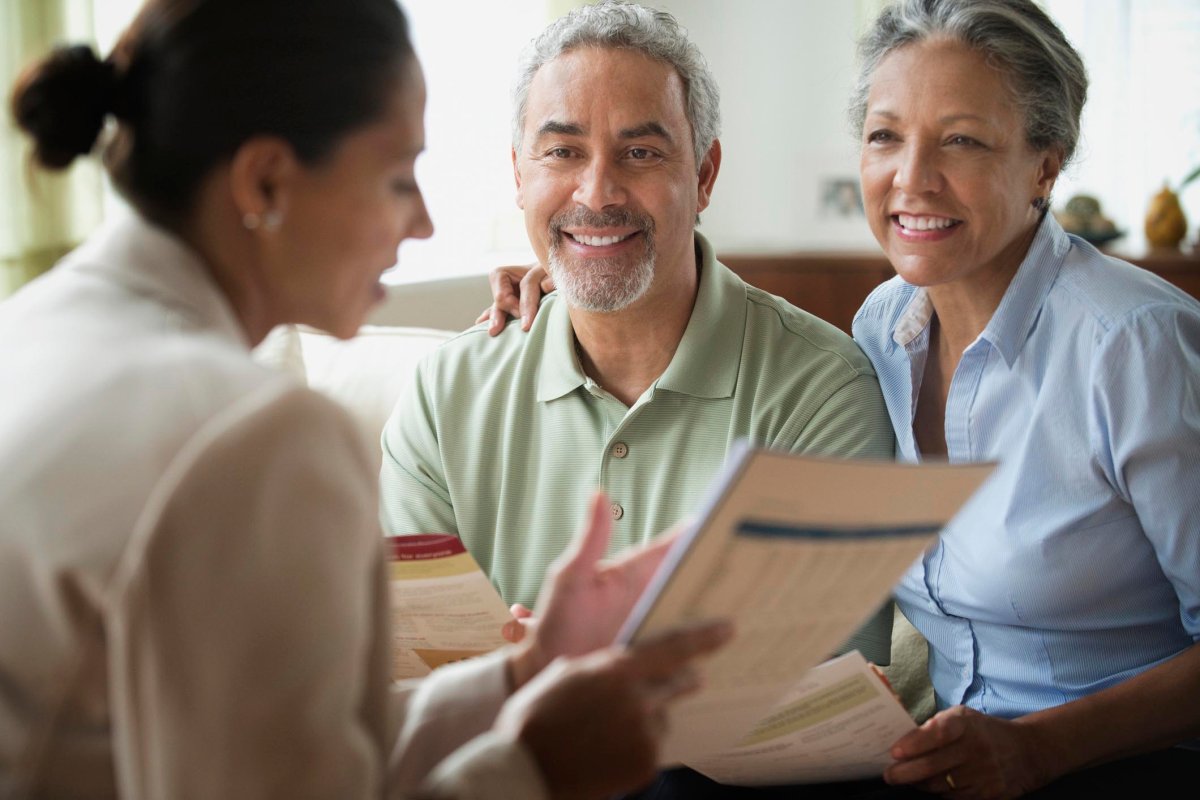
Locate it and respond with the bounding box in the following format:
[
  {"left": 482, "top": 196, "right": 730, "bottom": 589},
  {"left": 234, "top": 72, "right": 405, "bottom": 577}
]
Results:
[{"left": 387, "top": 534, "right": 512, "bottom": 679}]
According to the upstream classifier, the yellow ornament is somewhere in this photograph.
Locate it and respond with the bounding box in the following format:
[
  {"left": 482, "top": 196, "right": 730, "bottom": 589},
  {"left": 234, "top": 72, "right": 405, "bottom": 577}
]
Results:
[{"left": 1144, "top": 184, "right": 1188, "bottom": 249}]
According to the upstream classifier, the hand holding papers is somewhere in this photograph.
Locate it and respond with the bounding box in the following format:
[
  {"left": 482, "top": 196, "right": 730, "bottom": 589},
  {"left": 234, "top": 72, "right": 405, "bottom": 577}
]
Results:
[{"left": 618, "top": 445, "right": 994, "bottom": 773}]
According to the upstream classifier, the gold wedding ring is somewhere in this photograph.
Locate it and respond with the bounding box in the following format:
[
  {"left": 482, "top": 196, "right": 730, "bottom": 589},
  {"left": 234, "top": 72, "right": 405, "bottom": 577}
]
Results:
[{"left": 945, "top": 772, "right": 957, "bottom": 790}]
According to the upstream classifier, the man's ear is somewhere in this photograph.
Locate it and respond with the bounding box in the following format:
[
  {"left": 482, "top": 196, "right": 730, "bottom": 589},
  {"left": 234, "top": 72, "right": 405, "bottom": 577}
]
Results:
[
  {"left": 229, "top": 136, "right": 299, "bottom": 225},
  {"left": 512, "top": 147, "right": 525, "bottom": 210},
  {"left": 696, "top": 139, "right": 722, "bottom": 214}
]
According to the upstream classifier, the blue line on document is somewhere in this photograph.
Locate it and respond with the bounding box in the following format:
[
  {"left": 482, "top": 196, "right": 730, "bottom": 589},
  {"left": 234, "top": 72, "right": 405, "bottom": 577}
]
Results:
[{"left": 735, "top": 521, "right": 941, "bottom": 540}]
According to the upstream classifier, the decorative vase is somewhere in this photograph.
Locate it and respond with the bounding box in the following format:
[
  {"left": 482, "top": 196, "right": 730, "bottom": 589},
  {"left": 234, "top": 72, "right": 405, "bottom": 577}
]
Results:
[{"left": 1144, "top": 184, "right": 1188, "bottom": 249}]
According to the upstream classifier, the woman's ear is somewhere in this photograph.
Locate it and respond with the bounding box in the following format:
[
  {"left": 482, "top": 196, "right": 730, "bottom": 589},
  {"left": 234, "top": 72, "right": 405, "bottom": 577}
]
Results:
[
  {"left": 230, "top": 136, "right": 298, "bottom": 229},
  {"left": 1034, "top": 145, "right": 1065, "bottom": 199}
]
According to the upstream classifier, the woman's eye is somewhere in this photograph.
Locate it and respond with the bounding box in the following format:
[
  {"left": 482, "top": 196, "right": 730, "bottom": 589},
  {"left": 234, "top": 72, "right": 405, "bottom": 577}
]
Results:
[
  {"left": 866, "top": 130, "right": 894, "bottom": 144},
  {"left": 947, "top": 135, "right": 980, "bottom": 147}
]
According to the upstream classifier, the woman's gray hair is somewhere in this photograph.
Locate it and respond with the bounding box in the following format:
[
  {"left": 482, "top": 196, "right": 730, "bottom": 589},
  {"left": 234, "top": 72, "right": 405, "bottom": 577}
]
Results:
[
  {"left": 849, "top": 0, "right": 1088, "bottom": 166},
  {"left": 511, "top": 0, "right": 721, "bottom": 169}
]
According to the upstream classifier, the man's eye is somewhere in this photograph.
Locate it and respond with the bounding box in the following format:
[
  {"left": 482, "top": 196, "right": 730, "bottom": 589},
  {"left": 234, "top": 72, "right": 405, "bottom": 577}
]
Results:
[
  {"left": 628, "top": 148, "right": 651, "bottom": 159},
  {"left": 548, "top": 147, "right": 572, "bottom": 159}
]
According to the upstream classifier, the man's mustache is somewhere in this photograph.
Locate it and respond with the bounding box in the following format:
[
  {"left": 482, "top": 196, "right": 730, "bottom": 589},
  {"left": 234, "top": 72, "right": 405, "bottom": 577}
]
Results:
[{"left": 549, "top": 208, "right": 656, "bottom": 236}]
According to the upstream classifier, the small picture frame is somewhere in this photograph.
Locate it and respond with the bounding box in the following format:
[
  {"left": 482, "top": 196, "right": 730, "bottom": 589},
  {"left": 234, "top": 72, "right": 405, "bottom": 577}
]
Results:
[{"left": 819, "top": 178, "right": 864, "bottom": 218}]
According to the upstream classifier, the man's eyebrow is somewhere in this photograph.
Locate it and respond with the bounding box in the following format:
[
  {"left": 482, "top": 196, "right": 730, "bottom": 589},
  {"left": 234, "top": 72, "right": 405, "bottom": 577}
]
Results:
[
  {"left": 535, "top": 120, "right": 585, "bottom": 139},
  {"left": 532, "top": 120, "right": 675, "bottom": 142},
  {"left": 620, "top": 122, "right": 672, "bottom": 142}
]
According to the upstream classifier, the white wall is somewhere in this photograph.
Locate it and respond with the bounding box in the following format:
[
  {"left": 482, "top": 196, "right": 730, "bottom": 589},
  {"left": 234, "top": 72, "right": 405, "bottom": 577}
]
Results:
[{"left": 654, "top": 0, "right": 877, "bottom": 253}]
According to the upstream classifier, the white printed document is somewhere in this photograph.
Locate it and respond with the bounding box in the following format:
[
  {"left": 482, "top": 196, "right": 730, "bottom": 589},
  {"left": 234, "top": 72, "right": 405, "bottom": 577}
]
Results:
[
  {"left": 618, "top": 444, "right": 994, "bottom": 773},
  {"left": 386, "top": 534, "right": 512, "bottom": 679},
  {"left": 686, "top": 651, "right": 916, "bottom": 785}
]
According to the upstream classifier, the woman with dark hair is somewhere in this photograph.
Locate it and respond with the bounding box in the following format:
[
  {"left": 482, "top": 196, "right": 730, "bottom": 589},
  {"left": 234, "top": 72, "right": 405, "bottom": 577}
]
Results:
[{"left": 0, "top": 1, "right": 729, "bottom": 796}]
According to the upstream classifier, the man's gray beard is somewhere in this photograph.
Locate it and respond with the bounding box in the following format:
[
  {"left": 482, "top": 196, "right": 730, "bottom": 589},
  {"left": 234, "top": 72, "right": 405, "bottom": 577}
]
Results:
[
  {"left": 548, "top": 248, "right": 656, "bottom": 313},
  {"left": 546, "top": 210, "right": 657, "bottom": 313}
]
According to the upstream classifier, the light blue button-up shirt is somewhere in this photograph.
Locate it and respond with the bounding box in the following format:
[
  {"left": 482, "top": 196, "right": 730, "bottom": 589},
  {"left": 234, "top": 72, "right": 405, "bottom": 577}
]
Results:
[{"left": 853, "top": 214, "right": 1200, "bottom": 718}]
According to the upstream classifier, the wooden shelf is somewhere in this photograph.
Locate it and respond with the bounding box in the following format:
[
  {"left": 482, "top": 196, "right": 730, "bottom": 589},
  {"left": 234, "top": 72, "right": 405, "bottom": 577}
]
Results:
[{"left": 717, "top": 248, "right": 1200, "bottom": 334}]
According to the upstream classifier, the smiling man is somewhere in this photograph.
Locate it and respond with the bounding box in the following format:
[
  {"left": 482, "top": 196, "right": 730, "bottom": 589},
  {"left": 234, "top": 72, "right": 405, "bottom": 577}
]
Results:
[{"left": 380, "top": 1, "right": 894, "bottom": 651}]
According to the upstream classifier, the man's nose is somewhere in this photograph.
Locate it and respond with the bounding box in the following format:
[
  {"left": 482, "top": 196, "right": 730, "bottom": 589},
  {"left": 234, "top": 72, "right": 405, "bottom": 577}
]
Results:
[{"left": 572, "top": 157, "right": 626, "bottom": 211}]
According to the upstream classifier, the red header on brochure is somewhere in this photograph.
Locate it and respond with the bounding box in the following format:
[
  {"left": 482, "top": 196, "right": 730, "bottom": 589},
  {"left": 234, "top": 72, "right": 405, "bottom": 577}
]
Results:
[{"left": 386, "top": 534, "right": 466, "bottom": 562}]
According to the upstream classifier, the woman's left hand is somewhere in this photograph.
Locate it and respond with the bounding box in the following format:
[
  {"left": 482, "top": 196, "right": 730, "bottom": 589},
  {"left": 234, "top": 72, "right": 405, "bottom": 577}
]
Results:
[{"left": 883, "top": 705, "right": 1052, "bottom": 799}]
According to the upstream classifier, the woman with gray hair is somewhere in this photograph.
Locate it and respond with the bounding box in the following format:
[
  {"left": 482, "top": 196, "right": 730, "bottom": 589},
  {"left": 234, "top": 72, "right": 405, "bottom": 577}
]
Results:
[
  {"left": 850, "top": 0, "right": 1200, "bottom": 796},
  {"left": 487, "top": 0, "right": 1200, "bottom": 796}
]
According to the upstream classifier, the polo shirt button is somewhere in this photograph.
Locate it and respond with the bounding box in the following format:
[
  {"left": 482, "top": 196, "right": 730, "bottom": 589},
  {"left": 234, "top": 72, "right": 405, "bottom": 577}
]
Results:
[
  {"left": 610, "top": 502, "right": 624, "bottom": 520},
  {"left": 611, "top": 442, "right": 629, "bottom": 459}
]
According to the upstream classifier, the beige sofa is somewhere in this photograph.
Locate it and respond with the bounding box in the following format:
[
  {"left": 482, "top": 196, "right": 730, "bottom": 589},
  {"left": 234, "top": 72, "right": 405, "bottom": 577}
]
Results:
[
  {"left": 255, "top": 275, "right": 935, "bottom": 723},
  {"left": 254, "top": 275, "right": 491, "bottom": 465}
]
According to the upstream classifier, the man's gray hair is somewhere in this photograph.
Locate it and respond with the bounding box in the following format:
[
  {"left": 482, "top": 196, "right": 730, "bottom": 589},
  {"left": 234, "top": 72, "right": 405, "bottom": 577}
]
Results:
[
  {"left": 849, "top": 0, "right": 1088, "bottom": 167},
  {"left": 511, "top": 0, "right": 721, "bottom": 168}
]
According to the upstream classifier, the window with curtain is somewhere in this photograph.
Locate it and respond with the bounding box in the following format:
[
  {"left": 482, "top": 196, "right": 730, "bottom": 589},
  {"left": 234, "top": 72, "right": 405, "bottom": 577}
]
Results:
[
  {"left": 1044, "top": 0, "right": 1200, "bottom": 252},
  {"left": 0, "top": 1, "right": 106, "bottom": 298},
  {"left": 0, "top": 0, "right": 553, "bottom": 299}
]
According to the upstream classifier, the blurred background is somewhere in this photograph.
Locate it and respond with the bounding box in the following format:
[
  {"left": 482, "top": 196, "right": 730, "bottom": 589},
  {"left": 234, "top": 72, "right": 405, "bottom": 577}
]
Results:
[{"left": 3, "top": 0, "right": 1198, "bottom": 300}]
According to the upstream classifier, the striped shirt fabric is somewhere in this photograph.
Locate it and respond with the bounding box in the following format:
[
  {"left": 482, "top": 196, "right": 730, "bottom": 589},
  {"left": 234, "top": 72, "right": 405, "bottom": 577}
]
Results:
[
  {"left": 853, "top": 213, "right": 1200, "bottom": 718},
  {"left": 381, "top": 233, "right": 896, "bottom": 662}
]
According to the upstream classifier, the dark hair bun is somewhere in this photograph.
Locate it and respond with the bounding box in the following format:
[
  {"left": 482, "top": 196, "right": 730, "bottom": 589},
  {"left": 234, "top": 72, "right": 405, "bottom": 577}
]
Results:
[{"left": 10, "top": 44, "right": 117, "bottom": 170}]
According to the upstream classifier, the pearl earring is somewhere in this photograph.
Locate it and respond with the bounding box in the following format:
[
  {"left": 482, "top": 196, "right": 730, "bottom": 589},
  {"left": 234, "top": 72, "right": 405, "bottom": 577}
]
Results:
[{"left": 243, "top": 210, "right": 284, "bottom": 231}]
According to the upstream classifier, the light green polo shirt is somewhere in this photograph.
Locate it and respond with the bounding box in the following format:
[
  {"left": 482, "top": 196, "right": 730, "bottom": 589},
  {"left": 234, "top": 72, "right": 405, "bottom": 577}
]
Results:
[{"left": 381, "top": 234, "right": 896, "bottom": 660}]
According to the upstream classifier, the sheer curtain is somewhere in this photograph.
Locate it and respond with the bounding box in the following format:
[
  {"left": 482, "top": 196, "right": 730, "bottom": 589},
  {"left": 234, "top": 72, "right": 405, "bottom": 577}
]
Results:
[{"left": 0, "top": 1, "right": 107, "bottom": 299}]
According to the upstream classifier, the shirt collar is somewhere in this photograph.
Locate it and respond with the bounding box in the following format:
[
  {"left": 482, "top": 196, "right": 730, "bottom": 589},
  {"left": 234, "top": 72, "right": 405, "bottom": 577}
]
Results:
[
  {"left": 534, "top": 232, "right": 746, "bottom": 402},
  {"left": 980, "top": 212, "right": 1070, "bottom": 366},
  {"left": 890, "top": 213, "right": 1070, "bottom": 365},
  {"left": 535, "top": 292, "right": 586, "bottom": 402},
  {"left": 656, "top": 232, "right": 745, "bottom": 398},
  {"left": 892, "top": 289, "right": 934, "bottom": 349},
  {"left": 65, "top": 210, "right": 250, "bottom": 349}
]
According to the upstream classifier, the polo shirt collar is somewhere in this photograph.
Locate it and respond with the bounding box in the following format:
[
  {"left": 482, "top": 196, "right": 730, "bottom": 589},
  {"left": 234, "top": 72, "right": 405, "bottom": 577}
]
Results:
[
  {"left": 534, "top": 232, "right": 746, "bottom": 402},
  {"left": 656, "top": 232, "right": 744, "bottom": 398},
  {"left": 536, "top": 293, "right": 586, "bottom": 402}
]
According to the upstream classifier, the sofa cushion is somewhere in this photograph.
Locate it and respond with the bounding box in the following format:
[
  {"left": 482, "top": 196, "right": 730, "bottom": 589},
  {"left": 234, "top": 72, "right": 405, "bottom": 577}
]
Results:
[{"left": 255, "top": 324, "right": 455, "bottom": 465}]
